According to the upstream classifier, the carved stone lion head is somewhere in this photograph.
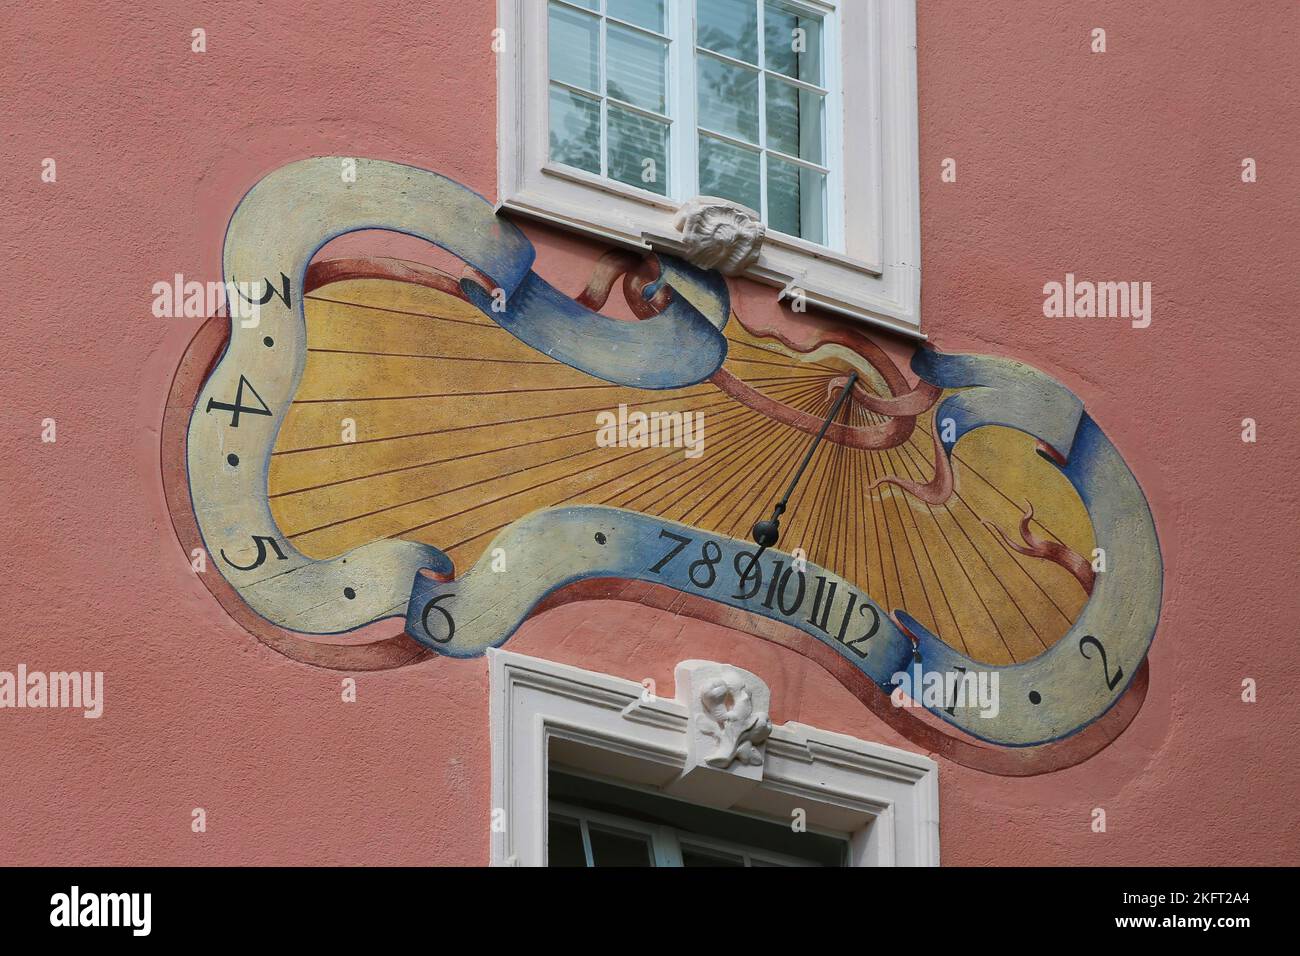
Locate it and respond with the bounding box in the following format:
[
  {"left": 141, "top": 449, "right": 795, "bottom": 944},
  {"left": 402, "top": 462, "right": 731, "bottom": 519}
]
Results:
[{"left": 673, "top": 196, "right": 766, "bottom": 276}]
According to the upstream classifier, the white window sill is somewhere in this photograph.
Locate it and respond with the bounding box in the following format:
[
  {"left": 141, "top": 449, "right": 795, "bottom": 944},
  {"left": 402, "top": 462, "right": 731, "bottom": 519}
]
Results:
[
  {"left": 536, "top": 161, "right": 883, "bottom": 276},
  {"left": 499, "top": 182, "right": 925, "bottom": 341}
]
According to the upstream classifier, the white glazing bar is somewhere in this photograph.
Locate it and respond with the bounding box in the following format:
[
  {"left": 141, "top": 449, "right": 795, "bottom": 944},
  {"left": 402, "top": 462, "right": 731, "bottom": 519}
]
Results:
[{"left": 756, "top": 0, "right": 769, "bottom": 221}]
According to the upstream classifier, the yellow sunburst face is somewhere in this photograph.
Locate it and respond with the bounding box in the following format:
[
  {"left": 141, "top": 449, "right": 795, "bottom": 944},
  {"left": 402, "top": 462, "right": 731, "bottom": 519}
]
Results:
[{"left": 269, "top": 276, "right": 1094, "bottom": 667}]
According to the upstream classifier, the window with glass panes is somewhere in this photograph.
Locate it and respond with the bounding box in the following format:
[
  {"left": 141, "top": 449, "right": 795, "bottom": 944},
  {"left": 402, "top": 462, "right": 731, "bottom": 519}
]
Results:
[
  {"left": 546, "top": 772, "right": 848, "bottom": 867},
  {"left": 546, "top": 0, "right": 835, "bottom": 246},
  {"left": 548, "top": 0, "right": 673, "bottom": 196}
]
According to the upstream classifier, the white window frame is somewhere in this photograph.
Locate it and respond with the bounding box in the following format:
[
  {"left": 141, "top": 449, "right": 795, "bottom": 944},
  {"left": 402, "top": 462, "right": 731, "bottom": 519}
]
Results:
[
  {"left": 497, "top": 0, "right": 923, "bottom": 338},
  {"left": 549, "top": 799, "right": 828, "bottom": 866},
  {"left": 489, "top": 649, "right": 939, "bottom": 867}
]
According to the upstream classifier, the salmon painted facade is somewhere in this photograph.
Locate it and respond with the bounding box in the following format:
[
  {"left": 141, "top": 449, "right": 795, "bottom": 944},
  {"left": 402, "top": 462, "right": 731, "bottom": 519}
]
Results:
[{"left": 2, "top": 1, "right": 1297, "bottom": 868}]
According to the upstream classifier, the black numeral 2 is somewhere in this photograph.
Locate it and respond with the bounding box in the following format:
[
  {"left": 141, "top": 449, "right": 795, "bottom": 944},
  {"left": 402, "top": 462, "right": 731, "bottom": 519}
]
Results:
[{"left": 1079, "top": 635, "right": 1123, "bottom": 690}]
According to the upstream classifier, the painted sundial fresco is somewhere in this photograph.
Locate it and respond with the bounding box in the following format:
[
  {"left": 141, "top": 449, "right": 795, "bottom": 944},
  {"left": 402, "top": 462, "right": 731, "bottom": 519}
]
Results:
[{"left": 164, "top": 158, "right": 1162, "bottom": 777}]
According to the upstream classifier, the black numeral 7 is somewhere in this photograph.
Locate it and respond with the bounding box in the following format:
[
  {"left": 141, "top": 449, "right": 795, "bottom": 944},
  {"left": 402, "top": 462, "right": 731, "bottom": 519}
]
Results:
[{"left": 650, "top": 529, "right": 693, "bottom": 574}]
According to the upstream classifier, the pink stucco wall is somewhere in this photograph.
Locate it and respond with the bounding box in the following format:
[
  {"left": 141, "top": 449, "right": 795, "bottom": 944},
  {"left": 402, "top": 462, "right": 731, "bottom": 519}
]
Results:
[{"left": 2, "top": 1, "right": 1297, "bottom": 865}]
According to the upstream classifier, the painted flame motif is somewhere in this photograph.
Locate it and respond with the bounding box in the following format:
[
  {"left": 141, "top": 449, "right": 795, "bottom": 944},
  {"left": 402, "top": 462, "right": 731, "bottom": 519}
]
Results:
[{"left": 983, "top": 501, "right": 1096, "bottom": 595}]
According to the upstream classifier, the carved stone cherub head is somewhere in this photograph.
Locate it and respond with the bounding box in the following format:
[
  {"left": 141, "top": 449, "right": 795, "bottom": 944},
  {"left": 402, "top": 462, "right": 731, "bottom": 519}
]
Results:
[{"left": 694, "top": 669, "right": 772, "bottom": 769}]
